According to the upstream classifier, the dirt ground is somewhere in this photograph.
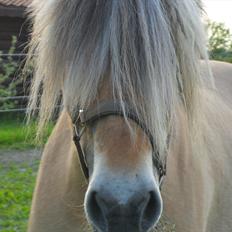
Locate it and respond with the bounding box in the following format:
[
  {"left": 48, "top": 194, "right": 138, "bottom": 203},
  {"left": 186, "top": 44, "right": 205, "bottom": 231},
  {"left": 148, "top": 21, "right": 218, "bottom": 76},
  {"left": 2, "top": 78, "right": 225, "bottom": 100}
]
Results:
[
  {"left": 0, "top": 149, "right": 175, "bottom": 231},
  {"left": 0, "top": 149, "right": 42, "bottom": 165}
]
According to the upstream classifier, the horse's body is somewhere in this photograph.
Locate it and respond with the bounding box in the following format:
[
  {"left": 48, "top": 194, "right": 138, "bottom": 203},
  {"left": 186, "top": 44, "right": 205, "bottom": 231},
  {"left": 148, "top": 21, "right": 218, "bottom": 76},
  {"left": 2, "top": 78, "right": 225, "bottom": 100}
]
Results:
[
  {"left": 26, "top": 0, "right": 232, "bottom": 231},
  {"left": 163, "top": 61, "right": 232, "bottom": 232},
  {"left": 28, "top": 61, "right": 232, "bottom": 232}
]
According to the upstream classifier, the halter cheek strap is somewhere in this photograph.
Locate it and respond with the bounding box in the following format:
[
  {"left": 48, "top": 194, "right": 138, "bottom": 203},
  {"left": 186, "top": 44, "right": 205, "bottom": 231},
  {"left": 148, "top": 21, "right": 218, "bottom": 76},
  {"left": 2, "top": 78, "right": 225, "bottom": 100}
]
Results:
[
  {"left": 73, "top": 125, "right": 89, "bottom": 179},
  {"left": 73, "top": 101, "right": 167, "bottom": 184}
]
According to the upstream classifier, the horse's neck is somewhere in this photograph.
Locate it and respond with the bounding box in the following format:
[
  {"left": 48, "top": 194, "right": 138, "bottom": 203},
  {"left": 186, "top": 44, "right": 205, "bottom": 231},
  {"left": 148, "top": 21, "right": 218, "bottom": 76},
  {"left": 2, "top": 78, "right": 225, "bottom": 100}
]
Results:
[
  {"left": 45, "top": 110, "right": 87, "bottom": 195},
  {"left": 166, "top": 101, "right": 222, "bottom": 190},
  {"left": 28, "top": 111, "right": 87, "bottom": 231},
  {"left": 162, "top": 92, "right": 232, "bottom": 231},
  {"left": 162, "top": 106, "right": 213, "bottom": 231}
]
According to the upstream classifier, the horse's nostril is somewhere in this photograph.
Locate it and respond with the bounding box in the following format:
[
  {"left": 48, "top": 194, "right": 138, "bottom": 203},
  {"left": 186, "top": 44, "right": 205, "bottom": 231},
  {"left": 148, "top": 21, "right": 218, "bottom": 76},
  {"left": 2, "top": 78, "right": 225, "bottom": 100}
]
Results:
[
  {"left": 86, "top": 191, "right": 107, "bottom": 232},
  {"left": 86, "top": 189, "right": 162, "bottom": 232},
  {"left": 140, "top": 191, "right": 162, "bottom": 231}
]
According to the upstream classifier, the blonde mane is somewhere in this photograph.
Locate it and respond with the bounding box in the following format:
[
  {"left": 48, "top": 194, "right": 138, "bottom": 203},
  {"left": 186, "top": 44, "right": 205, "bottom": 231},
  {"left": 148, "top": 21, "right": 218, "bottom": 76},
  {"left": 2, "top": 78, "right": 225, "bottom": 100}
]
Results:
[{"left": 26, "top": 0, "right": 213, "bottom": 156}]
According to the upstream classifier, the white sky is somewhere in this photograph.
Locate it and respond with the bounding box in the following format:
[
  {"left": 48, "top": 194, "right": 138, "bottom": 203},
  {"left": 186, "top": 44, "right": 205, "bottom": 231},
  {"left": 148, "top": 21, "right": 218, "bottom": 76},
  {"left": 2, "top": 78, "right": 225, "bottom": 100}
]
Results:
[{"left": 202, "top": 0, "right": 232, "bottom": 31}]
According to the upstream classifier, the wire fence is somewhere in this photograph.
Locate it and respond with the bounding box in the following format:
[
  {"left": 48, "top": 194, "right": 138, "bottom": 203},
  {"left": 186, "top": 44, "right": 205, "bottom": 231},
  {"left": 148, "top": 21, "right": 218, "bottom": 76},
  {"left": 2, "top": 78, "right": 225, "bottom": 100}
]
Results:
[
  {"left": 0, "top": 96, "right": 62, "bottom": 113},
  {"left": 0, "top": 53, "right": 33, "bottom": 113},
  {"left": 0, "top": 108, "right": 28, "bottom": 113},
  {"left": 0, "top": 96, "right": 29, "bottom": 100},
  {"left": 0, "top": 54, "right": 27, "bottom": 58},
  {"left": 0, "top": 96, "right": 29, "bottom": 113}
]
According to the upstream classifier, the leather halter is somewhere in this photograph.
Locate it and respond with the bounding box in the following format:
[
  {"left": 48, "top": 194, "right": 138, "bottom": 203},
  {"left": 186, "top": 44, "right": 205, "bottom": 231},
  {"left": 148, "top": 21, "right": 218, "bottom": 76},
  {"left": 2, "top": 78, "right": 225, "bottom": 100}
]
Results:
[{"left": 73, "top": 101, "right": 167, "bottom": 185}]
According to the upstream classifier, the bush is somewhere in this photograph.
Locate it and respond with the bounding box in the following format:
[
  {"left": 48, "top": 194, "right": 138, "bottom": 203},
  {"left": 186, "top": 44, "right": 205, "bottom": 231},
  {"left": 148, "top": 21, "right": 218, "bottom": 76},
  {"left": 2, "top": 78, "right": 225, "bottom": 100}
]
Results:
[{"left": 0, "top": 36, "right": 23, "bottom": 110}]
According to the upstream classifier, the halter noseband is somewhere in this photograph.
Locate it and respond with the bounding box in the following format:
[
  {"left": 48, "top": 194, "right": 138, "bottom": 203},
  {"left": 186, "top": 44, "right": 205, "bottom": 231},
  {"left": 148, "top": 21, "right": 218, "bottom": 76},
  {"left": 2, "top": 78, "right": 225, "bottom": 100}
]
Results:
[{"left": 73, "top": 101, "right": 167, "bottom": 185}]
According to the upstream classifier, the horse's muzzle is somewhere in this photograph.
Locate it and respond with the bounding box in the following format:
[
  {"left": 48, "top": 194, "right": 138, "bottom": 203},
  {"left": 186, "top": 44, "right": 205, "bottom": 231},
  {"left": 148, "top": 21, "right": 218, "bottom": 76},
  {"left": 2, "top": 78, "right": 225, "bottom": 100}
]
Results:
[{"left": 86, "top": 188, "right": 162, "bottom": 232}]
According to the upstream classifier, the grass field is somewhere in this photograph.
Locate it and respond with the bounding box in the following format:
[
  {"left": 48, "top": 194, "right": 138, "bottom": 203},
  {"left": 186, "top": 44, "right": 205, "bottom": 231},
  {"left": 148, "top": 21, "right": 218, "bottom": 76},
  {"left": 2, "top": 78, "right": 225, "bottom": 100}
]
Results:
[
  {"left": 0, "top": 114, "right": 49, "bottom": 231},
  {"left": 0, "top": 114, "right": 53, "bottom": 150},
  {"left": 0, "top": 160, "right": 39, "bottom": 232}
]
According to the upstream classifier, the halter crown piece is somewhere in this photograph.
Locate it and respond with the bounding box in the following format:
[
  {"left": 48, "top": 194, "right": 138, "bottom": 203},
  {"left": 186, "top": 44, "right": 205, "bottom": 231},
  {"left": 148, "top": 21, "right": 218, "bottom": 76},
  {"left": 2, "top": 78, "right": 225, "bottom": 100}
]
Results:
[{"left": 73, "top": 101, "right": 167, "bottom": 186}]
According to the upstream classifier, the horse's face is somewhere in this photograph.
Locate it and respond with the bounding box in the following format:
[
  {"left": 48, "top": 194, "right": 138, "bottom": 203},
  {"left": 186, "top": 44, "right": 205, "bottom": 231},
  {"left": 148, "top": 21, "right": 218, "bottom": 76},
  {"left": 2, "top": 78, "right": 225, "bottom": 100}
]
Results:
[{"left": 81, "top": 116, "right": 162, "bottom": 232}]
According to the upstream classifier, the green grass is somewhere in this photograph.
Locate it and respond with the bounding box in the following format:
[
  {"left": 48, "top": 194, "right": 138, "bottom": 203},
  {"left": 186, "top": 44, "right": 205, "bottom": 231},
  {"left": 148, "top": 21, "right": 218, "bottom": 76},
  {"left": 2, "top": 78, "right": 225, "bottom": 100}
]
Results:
[
  {"left": 0, "top": 115, "right": 53, "bottom": 150},
  {"left": 0, "top": 114, "right": 52, "bottom": 231},
  {"left": 0, "top": 162, "right": 39, "bottom": 232}
]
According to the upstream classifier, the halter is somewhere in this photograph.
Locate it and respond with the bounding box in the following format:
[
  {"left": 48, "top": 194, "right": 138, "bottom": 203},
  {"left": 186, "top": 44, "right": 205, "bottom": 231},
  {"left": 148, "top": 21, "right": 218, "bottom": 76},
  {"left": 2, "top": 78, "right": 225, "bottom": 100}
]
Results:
[{"left": 73, "top": 101, "right": 167, "bottom": 185}]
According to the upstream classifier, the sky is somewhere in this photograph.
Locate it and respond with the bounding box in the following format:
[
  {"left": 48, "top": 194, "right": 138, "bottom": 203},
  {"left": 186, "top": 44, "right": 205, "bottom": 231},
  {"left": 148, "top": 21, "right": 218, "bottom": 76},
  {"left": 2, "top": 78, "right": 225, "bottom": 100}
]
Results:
[{"left": 202, "top": 0, "right": 232, "bottom": 31}]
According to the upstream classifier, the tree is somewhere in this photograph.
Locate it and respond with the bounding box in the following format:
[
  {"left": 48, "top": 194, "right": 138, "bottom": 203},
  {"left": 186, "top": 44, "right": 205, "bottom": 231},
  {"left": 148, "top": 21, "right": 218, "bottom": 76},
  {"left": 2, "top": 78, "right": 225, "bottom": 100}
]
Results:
[{"left": 207, "top": 21, "right": 232, "bottom": 63}]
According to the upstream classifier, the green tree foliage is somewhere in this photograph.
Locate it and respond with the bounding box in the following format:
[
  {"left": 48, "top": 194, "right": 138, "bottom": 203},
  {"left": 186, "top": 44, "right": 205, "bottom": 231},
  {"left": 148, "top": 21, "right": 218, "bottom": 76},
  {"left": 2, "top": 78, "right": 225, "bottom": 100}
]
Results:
[
  {"left": 0, "top": 37, "right": 22, "bottom": 110},
  {"left": 207, "top": 21, "right": 232, "bottom": 63}
]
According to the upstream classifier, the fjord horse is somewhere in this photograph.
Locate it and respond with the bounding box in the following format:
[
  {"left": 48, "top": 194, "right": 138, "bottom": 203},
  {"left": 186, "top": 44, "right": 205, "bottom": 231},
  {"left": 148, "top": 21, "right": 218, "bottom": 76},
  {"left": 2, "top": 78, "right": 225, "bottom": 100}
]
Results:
[{"left": 26, "top": 0, "right": 232, "bottom": 231}]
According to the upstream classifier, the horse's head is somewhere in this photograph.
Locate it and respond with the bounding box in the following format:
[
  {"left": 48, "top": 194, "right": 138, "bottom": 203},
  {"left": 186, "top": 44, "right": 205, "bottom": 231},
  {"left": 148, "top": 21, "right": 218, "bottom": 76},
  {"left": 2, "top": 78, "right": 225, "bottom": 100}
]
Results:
[
  {"left": 74, "top": 102, "right": 165, "bottom": 232},
  {"left": 27, "top": 0, "right": 210, "bottom": 231}
]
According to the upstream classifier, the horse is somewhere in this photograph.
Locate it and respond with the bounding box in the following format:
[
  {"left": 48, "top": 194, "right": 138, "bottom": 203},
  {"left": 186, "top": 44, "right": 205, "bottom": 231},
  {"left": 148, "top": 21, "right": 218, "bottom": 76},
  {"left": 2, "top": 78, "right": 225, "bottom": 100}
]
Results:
[{"left": 26, "top": 0, "right": 232, "bottom": 231}]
